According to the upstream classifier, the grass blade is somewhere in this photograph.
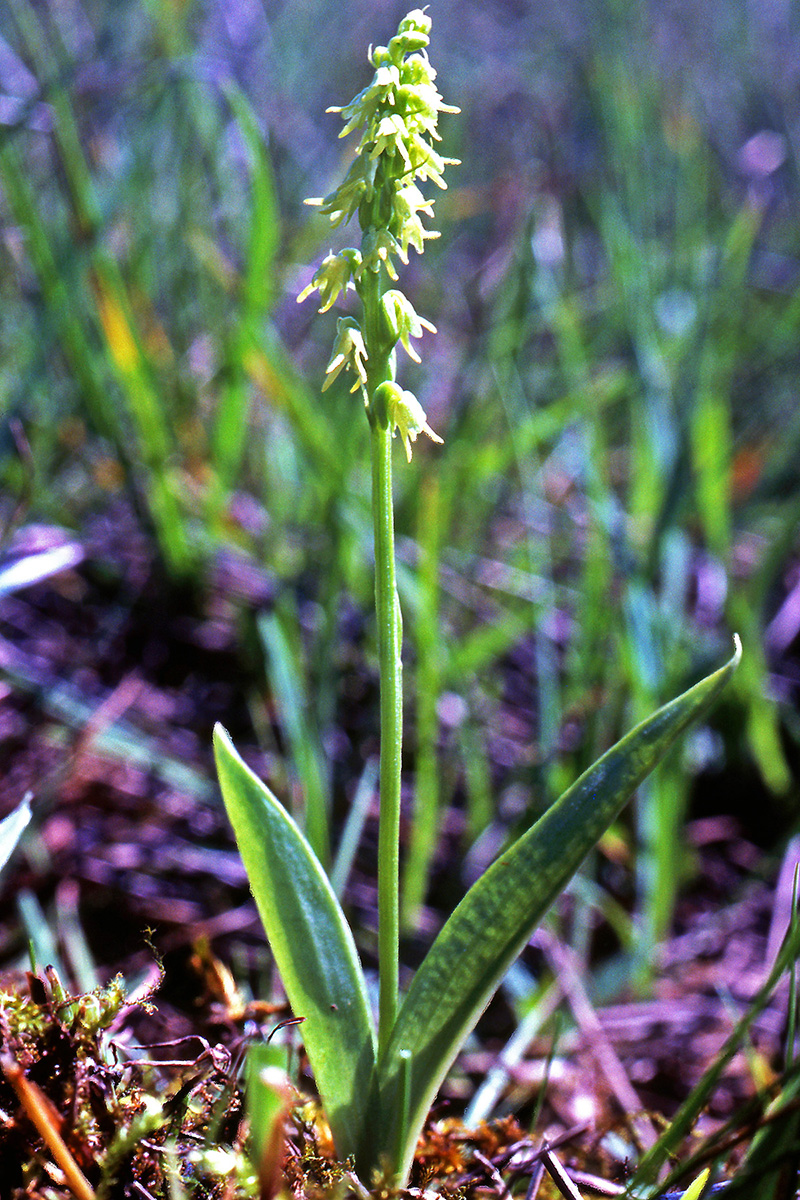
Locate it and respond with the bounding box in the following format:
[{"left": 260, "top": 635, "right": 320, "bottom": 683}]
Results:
[
  {"left": 677, "top": 1168, "right": 712, "bottom": 1200},
  {"left": 8, "top": 0, "right": 193, "bottom": 576},
  {"left": 330, "top": 757, "right": 378, "bottom": 901},
  {"left": 258, "top": 606, "right": 331, "bottom": 866},
  {"left": 726, "top": 1071, "right": 800, "bottom": 1200},
  {"left": 629, "top": 920, "right": 800, "bottom": 1191},
  {"left": 213, "top": 725, "right": 376, "bottom": 1161},
  {"left": 723, "top": 876, "right": 800, "bottom": 1200},
  {"left": 245, "top": 1042, "right": 292, "bottom": 1200},
  {"left": 372, "top": 640, "right": 740, "bottom": 1182},
  {"left": 401, "top": 477, "right": 444, "bottom": 930},
  {"left": 0, "top": 794, "right": 32, "bottom": 876},
  {"left": 0, "top": 135, "right": 118, "bottom": 443},
  {"left": 212, "top": 83, "right": 280, "bottom": 484},
  {"left": 17, "top": 890, "right": 67, "bottom": 982},
  {"left": 224, "top": 84, "right": 280, "bottom": 314}
]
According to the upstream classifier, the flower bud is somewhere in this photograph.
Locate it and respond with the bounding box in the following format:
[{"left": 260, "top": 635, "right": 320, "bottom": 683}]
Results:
[
  {"left": 398, "top": 9, "right": 432, "bottom": 36},
  {"left": 388, "top": 31, "right": 429, "bottom": 60},
  {"left": 370, "top": 45, "right": 393, "bottom": 68}
]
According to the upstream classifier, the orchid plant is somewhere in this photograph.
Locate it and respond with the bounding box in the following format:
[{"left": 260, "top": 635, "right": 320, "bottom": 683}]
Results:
[{"left": 213, "top": 9, "right": 740, "bottom": 1187}]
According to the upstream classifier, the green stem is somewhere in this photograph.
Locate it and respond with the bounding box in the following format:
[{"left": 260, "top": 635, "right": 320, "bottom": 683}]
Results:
[
  {"left": 371, "top": 417, "right": 403, "bottom": 1056},
  {"left": 363, "top": 269, "right": 404, "bottom": 1057}
]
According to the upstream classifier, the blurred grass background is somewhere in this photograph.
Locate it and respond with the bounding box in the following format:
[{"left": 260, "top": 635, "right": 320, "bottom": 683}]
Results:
[{"left": 1, "top": 0, "right": 799, "bottom": 972}]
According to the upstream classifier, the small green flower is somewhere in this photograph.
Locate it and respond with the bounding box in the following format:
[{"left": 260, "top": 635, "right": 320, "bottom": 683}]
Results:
[
  {"left": 374, "top": 380, "right": 443, "bottom": 461},
  {"left": 391, "top": 183, "right": 438, "bottom": 259},
  {"left": 365, "top": 112, "right": 413, "bottom": 166},
  {"left": 305, "top": 155, "right": 379, "bottom": 228},
  {"left": 322, "top": 317, "right": 369, "bottom": 397},
  {"left": 358, "top": 228, "right": 401, "bottom": 279},
  {"left": 298, "top": 248, "right": 363, "bottom": 312},
  {"left": 333, "top": 63, "right": 401, "bottom": 138},
  {"left": 405, "top": 132, "right": 451, "bottom": 187},
  {"left": 381, "top": 290, "right": 436, "bottom": 362}
]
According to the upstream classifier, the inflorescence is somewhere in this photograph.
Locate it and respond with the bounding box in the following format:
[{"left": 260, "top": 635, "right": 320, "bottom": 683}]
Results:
[{"left": 298, "top": 8, "right": 458, "bottom": 458}]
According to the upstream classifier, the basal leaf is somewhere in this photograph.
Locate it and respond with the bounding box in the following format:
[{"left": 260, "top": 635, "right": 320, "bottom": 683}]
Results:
[
  {"left": 373, "top": 641, "right": 740, "bottom": 1182},
  {"left": 213, "top": 726, "right": 376, "bottom": 1161}
]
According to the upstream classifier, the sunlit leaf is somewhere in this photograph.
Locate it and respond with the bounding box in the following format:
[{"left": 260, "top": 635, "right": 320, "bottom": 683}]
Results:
[
  {"left": 371, "top": 641, "right": 740, "bottom": 1181},
  {"left": 213, "top": 726, "right": 376, "bottom": 1161}
]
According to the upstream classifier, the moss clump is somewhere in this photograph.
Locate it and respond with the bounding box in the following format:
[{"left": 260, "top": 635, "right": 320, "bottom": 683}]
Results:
[{"left": 0, "top": 967, "right": 256, "bottom": 1199}]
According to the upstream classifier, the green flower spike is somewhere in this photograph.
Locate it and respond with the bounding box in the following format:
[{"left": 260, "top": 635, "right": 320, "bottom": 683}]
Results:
[
  {"left": 374, "top": 380, "right": 443, "bottom": 462},
  {"left": 322, "top": 317, "right": 368, "bottom": 397},
  {"left": 304, "top": 7, "right": 459, "bottom": 266},
  {"left": 382, "top": 289, "right": 436, "bottom": 362}
]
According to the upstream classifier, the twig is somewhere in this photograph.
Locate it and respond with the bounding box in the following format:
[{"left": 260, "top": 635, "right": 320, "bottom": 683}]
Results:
[
  {"left": 472, "top": 1148, "right": 511, "bottom": 1200},
  {"left": 537, "top": 930, "right": 659, "bottom": 1151},
  {"left": 70, "top": 672, "right": 145, "bottom": 770},
  {"left": 458, "top": 1123, "right": 588, "bottom": 1187},
  {"left": 466, "top": 978, "right": 563, "bottom": 1124},
  {"left": 130, "top": 1184, "right": 159, "bottom": 1200},
  {"left": 1, "top": 1052, "right": 97, "bottom": 1200},
  {"left": 524, "top": 1161, "right": 545, "bottom": 1200},
  {"left": 541, "top": 1147, "right": 586, "bottom": 1200},
  {"left": 569, "top": 1169, "right": 626, "bottom": 1195}
]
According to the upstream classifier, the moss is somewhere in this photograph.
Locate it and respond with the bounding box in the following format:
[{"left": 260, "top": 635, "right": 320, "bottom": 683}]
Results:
[{"left": 0, "top": 968, "right": 256, "bottom": 1199}]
